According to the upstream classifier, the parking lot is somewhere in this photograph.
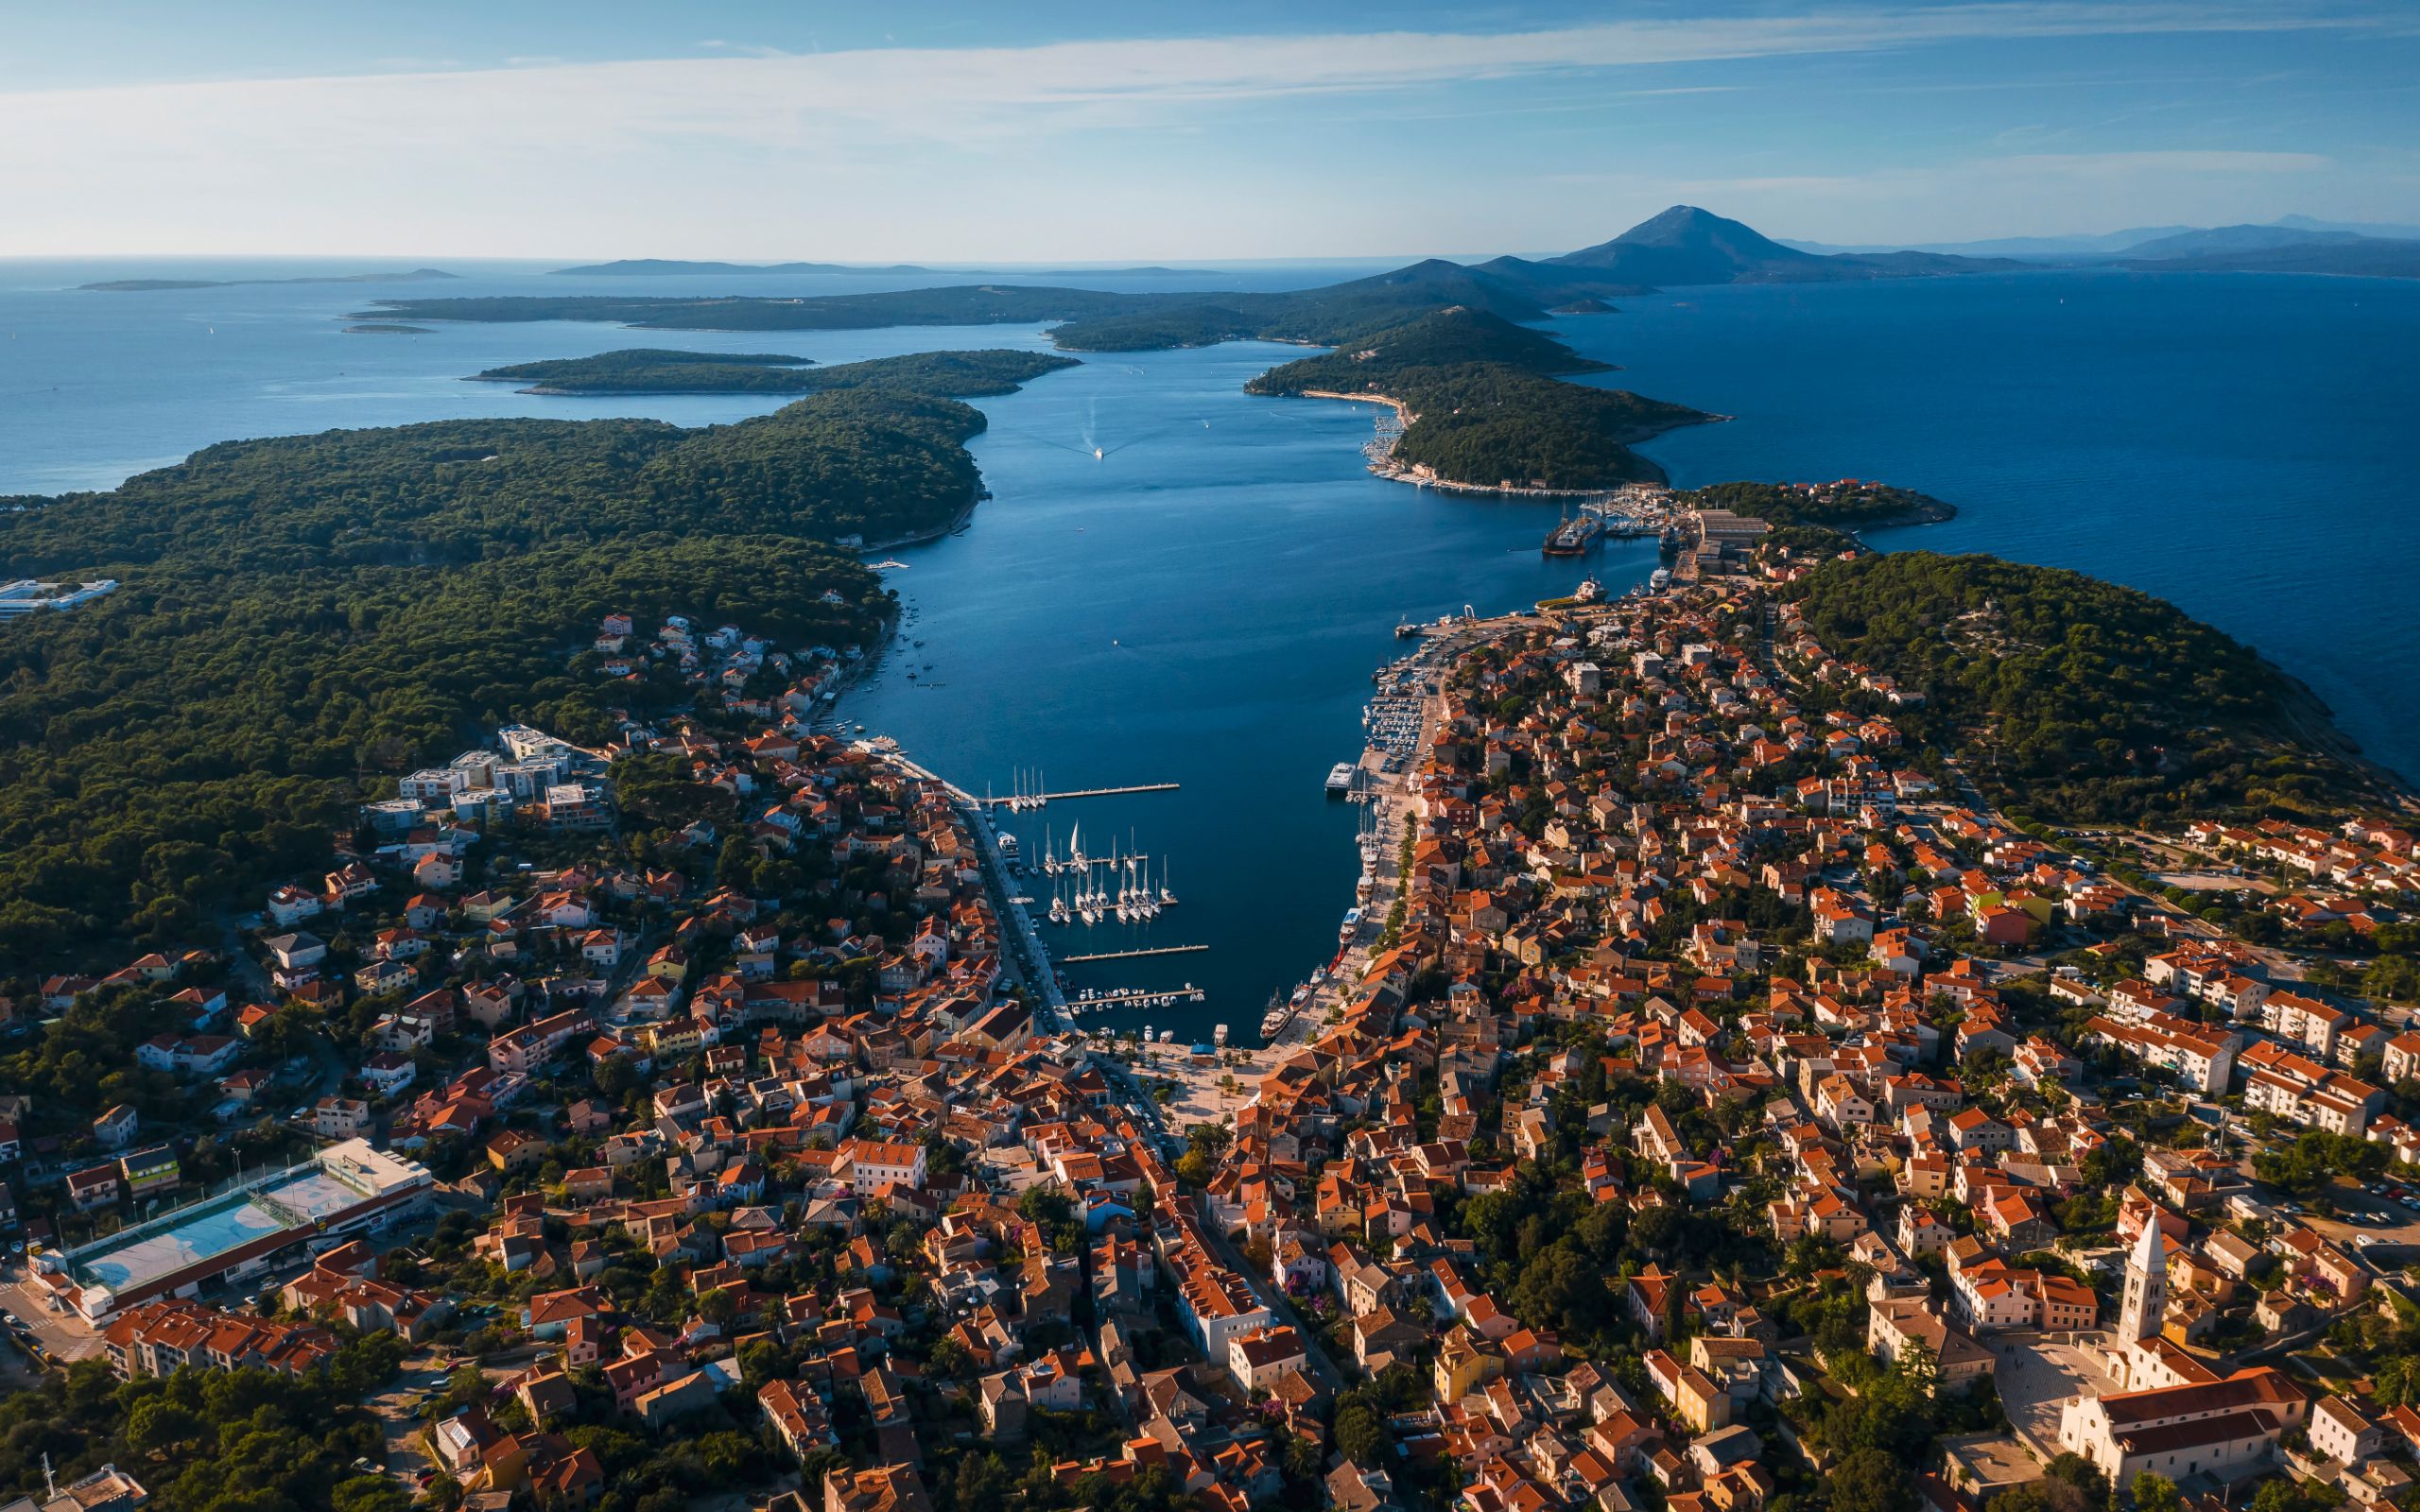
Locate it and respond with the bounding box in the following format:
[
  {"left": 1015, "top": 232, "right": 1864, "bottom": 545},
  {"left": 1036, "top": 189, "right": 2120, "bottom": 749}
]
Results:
[{"left": 2299, "top": 1178, "right": 2420, "bottom": 1255}]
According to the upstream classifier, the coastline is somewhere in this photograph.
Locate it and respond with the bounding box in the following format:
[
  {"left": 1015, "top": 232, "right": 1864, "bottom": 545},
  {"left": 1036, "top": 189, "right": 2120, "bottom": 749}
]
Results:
[
  {"left": 851, "top": 482, "right": 985, "bottom": 555},
  {"left": 1292, "top": 385, "right": 1728, "bottom": 497}
]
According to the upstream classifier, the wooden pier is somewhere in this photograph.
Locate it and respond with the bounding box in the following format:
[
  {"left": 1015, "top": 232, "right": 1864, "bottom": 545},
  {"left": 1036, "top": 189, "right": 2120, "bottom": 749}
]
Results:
[
  {"left": 1061, "top": 944, "right": 1210, "bottom": 964},
  {"left": 980, "top": 782, "right": 1178, "bottom": 808}
]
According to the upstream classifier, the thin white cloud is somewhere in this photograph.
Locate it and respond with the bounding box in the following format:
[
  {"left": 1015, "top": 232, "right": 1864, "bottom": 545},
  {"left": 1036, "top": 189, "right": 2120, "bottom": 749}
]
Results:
[{"left": 0, "top": 4, "right": 2397, "bottom": 256}]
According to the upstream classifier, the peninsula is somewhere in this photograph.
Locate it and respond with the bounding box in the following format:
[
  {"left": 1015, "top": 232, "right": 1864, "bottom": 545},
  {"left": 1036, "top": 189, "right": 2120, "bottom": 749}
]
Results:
[
  {"left": 1245, "top": 307, "right": 1715, "bottom": 489},
  {"left": 0, "top": 349, "right": 1078, "bottom": 960}
]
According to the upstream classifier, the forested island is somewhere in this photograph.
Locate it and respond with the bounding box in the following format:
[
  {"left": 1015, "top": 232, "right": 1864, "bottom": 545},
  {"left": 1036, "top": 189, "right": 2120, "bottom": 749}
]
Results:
[
  {"left": 354, "top": 210, "right": 2022, "bottom": 490},
  {"left": 364, "top": 208, "right": 2026, "bottom": 348},
  {"left": 1682, "top": 478, "right": 1957, "bottom": 528},
  {"left": 0, "top": 352, "right": 1076, "bottom": 959},
  {"left": 549, "top": 258, "right": 1219, "bottom": 278},
  {"left": 472, "top": 347, "right": 1076, "bottom": 397},
  {"left": 81, "top": 267, "right": 457, "bottom": 292},
  {"left": 362, "top": 255, "right": 1644, "bottom": 348},
  {"left": 1246, "top": 308, "right": 1714, "bottom": 490},
  {"left": 1789, "top": 551, "right": 2386, "bottom": 822}
]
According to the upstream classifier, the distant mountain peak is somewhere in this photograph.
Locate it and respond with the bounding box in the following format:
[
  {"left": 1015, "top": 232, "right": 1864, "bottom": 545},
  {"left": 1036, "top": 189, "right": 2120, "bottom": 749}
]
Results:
[
  {"left": 1612, "top": 205, "right": 1805, "bottom": 259},
  {"left": 1549, "top": 206, "right": 1814, "bottom": 280},
  {"left": 1550, "top": 206, "right": 2012, "bottom": 285}
]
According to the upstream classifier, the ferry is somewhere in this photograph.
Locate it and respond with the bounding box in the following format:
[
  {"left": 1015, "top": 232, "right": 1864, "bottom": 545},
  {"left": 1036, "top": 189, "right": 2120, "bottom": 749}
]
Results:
[
  {"left": 1542, "top": 511, "right": 1602, "bottom": 557},
  {"left": 1325, "top": 762, "right": 1357, "bottom": 797},
  {"left": 1649, "top": 567, "right": 1672, "bottom": 591},
  {"left": 1339, "top": 906, "right": 1363, "bottom": 943}
]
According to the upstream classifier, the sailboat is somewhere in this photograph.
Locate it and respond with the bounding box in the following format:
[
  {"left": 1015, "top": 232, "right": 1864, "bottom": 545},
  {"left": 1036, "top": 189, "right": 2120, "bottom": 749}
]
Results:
[{"left": 1159, "top": 856, "right": 1178, "bottom": 908}]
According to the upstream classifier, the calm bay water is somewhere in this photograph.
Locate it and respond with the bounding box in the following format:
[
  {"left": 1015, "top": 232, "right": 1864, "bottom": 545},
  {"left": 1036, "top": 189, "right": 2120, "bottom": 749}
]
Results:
[
  {"left": 1567, "top": 271, "right": 2420, "bottom": 791},
  {"left": 1, "top": 260, "right": 2411, "bottom": 1043}
]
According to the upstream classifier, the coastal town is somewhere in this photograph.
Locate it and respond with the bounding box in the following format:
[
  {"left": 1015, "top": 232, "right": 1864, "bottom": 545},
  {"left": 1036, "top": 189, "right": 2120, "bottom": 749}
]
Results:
[{"left": 4, "top": 521, "right": 2420, "bottom": 1512}]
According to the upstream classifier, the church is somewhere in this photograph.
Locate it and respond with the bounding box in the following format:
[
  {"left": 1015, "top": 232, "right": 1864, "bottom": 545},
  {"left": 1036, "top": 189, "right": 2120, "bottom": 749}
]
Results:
[
  {"left": 2058, "top": 1223, "right": 2305, "bottom": 1486},
  {"left": 2102, "top": 1223, "right": 2219, "bottom": 1392}
]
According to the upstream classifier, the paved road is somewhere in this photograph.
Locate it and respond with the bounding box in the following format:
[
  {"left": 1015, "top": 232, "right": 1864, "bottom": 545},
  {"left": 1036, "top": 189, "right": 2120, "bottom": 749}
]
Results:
[{"left": 2, "top": 1273, "right": 106, "bottom": 1367}]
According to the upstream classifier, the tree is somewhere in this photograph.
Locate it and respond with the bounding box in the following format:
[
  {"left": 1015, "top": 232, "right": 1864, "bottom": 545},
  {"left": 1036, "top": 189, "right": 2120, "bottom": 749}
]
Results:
[
  {"left": 593, "top": 1053, "right": 641, "bottom": 1101},
  {"left": 1334, "top": 1396, "right": 1389, "bottom": 1464},
  {"left": 333, "top": 1476, "right": 414, "bottom": 1512},
  {"left": 125, "top": 1398, "right": 204, "bottom": 1458},
  {"left": 2132, "top": 1473, "right": 2181, "bottom": 1512},
  {"left": 1829, "top": 1449, "right": 1917, "bottom": 1512},
  {"left": 2045, "top": 1453, "right": 2111, "bottom": 1509}
]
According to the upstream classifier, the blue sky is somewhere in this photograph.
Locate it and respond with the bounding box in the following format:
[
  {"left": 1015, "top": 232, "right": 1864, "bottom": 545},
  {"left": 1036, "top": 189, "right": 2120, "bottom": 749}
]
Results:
[{"left": 3, "top": 1, "right": 2414, "bottom": 259}]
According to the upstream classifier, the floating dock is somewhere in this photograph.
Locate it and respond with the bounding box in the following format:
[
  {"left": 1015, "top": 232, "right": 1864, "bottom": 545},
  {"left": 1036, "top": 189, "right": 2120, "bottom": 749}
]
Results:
[{"left": 1062, "top": 944, "right": 1211, "bottom": 964}]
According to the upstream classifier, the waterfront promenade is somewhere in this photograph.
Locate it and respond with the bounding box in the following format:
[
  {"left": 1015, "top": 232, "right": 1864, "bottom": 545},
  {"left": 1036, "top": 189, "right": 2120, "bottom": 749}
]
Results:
[{"left": 864, "top": 743, "right": 1070, "bottom": 1028}]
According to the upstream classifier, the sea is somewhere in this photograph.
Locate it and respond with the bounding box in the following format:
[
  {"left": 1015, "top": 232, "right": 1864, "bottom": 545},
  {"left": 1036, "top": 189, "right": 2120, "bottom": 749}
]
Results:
[{"left": 2, "top": 258, "right": 2413, "bottom": 1045}]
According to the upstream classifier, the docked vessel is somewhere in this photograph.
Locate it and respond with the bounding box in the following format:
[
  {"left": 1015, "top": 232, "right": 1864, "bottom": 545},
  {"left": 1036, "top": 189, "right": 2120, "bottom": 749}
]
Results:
[
  {"left": 1543, "top": 510, "right": 1601, "bottom": 557},
  {"left": 1649, "top": 566, "right": 1672, "bottom": 591},
  {"left": 1325, "top": 762, "right": 1357, "bottom": 797},
  {"left": 1213, "top": 1023, "right": 1229, "bottom": 1047}
]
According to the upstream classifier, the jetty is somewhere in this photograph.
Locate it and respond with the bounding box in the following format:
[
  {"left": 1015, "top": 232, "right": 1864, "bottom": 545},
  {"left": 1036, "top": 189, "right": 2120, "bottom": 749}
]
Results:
[
  {"left": 977, "top": 782, "right": 1179, "bottom": 808},
  {"left": 1062, "top": 944, "right": 1210, "bottom": 964},
  {"left": 1067, "top": 986, "right": 1208, "bottom": 1010}
]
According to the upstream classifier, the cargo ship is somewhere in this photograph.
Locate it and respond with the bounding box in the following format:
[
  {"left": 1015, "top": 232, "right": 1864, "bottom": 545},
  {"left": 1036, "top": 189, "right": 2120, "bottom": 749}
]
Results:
[{"left": 1542, "top": 512, "right": 1601, "bottom": 557}]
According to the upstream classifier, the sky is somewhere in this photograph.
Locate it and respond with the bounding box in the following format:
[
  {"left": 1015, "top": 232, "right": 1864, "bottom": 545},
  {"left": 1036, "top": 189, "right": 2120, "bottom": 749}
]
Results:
[{"left": 3, "top": 0, "right": 2416, "bottom": 260}]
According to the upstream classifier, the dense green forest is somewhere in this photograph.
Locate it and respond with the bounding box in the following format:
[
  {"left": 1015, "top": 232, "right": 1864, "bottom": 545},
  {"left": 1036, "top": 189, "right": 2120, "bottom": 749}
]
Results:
[
  {"left": 0, "top": 1345, "right": 413, "bottom": 1512},
  {"left": 0, "top": 536, "right": 883, "bottom": 954},
  {"left": 1246, "top": 308, "right": 1612, "bottom": 381},
  {"left": 1791, "top": 552, "right": 2375, "bottom": 822},
  {"left": 1246, "top": 310, "right": 1710, "bottom": 489},
  {"left": 1681, "top": 478, "right": 1957, "bottom": 528},
  {"left": 476, "top": 347, "right": 1076, "bottom": 396},
  {"left": 0, "top": 387, "right": 1021, "bottom": 576},
  {"left": 0, "top": 362, "right": 1079, "bottom": 960}
]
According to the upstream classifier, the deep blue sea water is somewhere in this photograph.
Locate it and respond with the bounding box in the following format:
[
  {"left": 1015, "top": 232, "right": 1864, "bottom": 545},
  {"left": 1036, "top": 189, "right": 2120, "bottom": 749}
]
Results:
[
  {"left": 1564, "top": 271, "right": 2420, "bottom": 792},
  {"left": 1, "top": 260, "right": 2411, "bottom": 1043}
]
